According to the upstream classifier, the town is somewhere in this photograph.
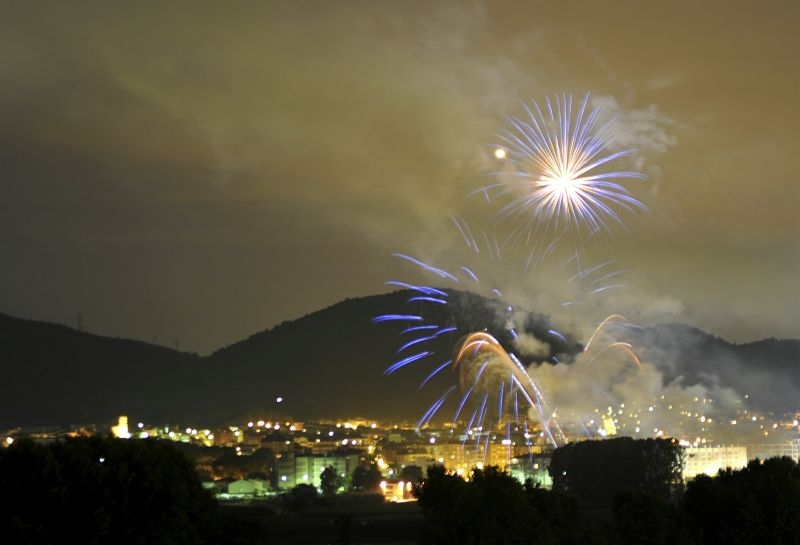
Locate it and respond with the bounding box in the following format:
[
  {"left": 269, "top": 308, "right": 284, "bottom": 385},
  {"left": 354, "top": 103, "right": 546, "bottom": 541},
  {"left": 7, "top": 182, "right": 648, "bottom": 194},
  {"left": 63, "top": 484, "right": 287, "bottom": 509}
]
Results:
[{"left": 5, "top": 409, "right": 799, "bottom": 503}]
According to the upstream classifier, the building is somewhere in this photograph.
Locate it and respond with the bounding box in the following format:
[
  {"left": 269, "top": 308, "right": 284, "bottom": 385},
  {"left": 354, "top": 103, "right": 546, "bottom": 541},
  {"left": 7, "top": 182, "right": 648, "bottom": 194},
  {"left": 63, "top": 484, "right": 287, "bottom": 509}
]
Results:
[
  {"left": 226, "top": 478, "right": 269, "bottom": 497},
  {"left": 422, "top": 436, "right": 540, "bottom": 476},
  {"left": 379, "top": 479, "right": 415, "bottom": 501},
  {"left": 683, "top": 445, "right": 748, "bottom": 480},
  {"left": 274, "top": 452, "right": 361, "bottom": 490},
  {"left": 682, "top": 442, "right": 800, "bottom": 481},
  {"left": 746, "top": 442, "right": 800, "bottom": 463},
  {"left": 508, "top": 454, "right": 553, "bottom": 488}
]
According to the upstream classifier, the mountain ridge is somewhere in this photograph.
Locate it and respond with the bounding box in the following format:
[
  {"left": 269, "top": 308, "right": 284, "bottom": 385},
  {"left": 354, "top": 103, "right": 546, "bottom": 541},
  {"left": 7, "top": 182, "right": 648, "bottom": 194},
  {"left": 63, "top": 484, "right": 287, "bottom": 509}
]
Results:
[{"left": 1, "top": 292, "right": 798, "bottom": 428}]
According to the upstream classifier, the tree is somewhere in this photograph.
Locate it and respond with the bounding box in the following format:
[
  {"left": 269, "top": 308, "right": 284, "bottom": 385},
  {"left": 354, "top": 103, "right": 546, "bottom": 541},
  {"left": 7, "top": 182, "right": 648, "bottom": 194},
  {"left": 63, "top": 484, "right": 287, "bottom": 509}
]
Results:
[
  {"left": 415, "top": 465, "right": 545, "bottom": 545},
  {"left": 413, "top": 464, "right": 471, "bottom": 544},
  {"left": 399, "top": 464, "right": 424, "bottom": 483},
  {"left": 282, "top": 483, "right": 319, "bottom": 511},
  {"left": 550, "top": 437, "right": 684, "bottom": 504},
  {"left": 612, "top": 490, "right": 693, "bottom": 545},
  {"left": 682, "top": 456, "right": 800, "bottom": 545},
  {"left": 349, "top": 463, "right": 383, "bottom": 493},
  {"left": 524, "top": 480, "right": 583, "bottom": 544},
  {"left": 466, "top": 466, "right": 538, "bottom": 544},
  {"left": 0, "top": 436, "right": 263, "bottom": 544},
  {"left": 320, "top": 465, "right": 343, "bottom": 496}
]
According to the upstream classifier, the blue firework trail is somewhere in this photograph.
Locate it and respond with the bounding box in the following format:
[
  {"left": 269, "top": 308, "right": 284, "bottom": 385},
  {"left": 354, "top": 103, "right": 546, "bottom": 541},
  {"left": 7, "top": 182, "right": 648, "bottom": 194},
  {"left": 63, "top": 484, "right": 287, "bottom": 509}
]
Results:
[
  {"left": 373, "top": 231, "right": 647, "bottom": 459},
  {"left": 372, "top": 245, "right": 570, "bottom": 453},
  {"left": 371, "top": 314, "right": 423, "bottom": 323}
]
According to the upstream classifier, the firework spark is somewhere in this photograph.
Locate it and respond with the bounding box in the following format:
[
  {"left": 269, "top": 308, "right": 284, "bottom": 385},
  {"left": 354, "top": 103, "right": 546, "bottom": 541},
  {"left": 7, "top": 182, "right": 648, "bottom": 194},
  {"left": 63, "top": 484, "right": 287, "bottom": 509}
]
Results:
[
  {"left": 372, "top": 215, "right": 648, "bottom": 451},
  {"left": 375, "top": 244, "right": 784, "bottom": 459},
  {"left": 452, "top": 331, "right": 563, "bottom": 447},
  {"left": 372, "top": 233, "right": 584, "bottom": 453},
  {"left": 486, "top": 93, "right": 646, "bottom": 248}
]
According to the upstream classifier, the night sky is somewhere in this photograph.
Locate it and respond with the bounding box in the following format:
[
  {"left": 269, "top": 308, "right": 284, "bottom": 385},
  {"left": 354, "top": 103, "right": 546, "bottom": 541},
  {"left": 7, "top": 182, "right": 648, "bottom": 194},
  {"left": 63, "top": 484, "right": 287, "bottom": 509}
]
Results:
[{"left": 1, "top": 1, "right": 797, "bottom": 355}]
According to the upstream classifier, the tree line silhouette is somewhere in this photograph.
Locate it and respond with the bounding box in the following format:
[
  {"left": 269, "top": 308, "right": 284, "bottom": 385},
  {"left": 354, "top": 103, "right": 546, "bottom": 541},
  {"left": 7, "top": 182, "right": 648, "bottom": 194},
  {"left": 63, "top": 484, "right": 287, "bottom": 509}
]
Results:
[
  {"left": 1, "top": 435, "right": 798, "bottom": 544},
  {"left": 414, "top": 437, "right": 800, "bottom": 545}
]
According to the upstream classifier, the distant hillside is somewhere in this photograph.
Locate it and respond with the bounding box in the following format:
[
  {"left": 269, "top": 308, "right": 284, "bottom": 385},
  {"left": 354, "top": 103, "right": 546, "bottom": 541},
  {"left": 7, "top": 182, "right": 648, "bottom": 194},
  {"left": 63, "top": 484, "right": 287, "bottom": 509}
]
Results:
[
  {"left": 0, "top": 290, "right": 575, "bottom": 427},
  {"left": 0, "top": 293, "right": 798, "bottom": 428},
  {"left": 0, "top": 313, "right": 206, "bottom": 428},
  {"left": 203, "top": 289, "right": 579, "bottom": 425},
  {"left": 623, "top": 323, "right": 800, "bottom": 415}
]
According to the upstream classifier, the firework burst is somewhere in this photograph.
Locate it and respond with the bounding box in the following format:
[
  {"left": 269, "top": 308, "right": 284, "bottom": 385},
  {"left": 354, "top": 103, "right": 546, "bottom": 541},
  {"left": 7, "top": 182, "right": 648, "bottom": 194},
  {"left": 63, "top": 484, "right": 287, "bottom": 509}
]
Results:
[
  {"left": 370, "top": 92, "right": 716, "bottom": 471},
  {"left": 486, "top": 93, "right": 646, "bottom": 249}
]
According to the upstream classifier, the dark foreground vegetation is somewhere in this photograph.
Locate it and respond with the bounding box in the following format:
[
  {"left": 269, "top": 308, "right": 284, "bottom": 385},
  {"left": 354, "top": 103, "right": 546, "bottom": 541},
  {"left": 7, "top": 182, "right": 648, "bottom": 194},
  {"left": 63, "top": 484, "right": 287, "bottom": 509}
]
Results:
[
  {"left": 0, "top": 436, "right": 264, "bottom": 544},
  {"left": 415, "top": 437, "right": 800, "bottom": 545},
  {"left": 1, "top": 436, "right": 798, "bottom": 544}
]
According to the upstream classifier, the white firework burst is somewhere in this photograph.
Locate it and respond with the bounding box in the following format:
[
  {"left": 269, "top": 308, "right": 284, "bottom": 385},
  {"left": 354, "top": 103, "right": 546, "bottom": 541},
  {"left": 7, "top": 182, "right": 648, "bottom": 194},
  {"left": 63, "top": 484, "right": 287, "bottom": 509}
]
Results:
[{"left": 489, "top": 93, "right": 646, "bottom": 246}]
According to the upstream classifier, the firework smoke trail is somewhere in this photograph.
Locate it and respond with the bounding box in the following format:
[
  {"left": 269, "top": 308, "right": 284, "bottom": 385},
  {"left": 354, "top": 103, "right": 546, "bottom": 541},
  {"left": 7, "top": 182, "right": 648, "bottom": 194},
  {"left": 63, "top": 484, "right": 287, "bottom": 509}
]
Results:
[
  {"left": 372, "top": 213, "right": 647, "bottom": 453},
  {"left": 583, "top": 314, "right": 632, "bottom": 352},
  {"left": 377, "top": 275, "right": 759, "bottom": 451},
  {"left": 484, "top": 93, "right": 646, "bottom": 254},
  {"left": 374, "top": 229, "right": 667, "bottom": 456},
  {"left": 372, "top": 226, "right": 581, "bottom": 449},
  {"left": 589, "top": 342, "right": 642, "bottom": 370},
  {"left": 452, "top": 331, "right": 561, "bottom": 447}
]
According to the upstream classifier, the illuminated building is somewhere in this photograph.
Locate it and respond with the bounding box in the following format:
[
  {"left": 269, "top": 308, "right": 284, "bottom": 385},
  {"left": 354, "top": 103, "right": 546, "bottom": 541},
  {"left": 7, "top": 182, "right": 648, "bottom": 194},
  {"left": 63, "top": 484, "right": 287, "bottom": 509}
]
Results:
[
  {"left": 746, "top": 441, "right": 800, "bottom": 463},
  {"left": 683, "top": 445, "right": 748, "bottom": 480},
  {"left": 259, "top": 436, "right": 294, "bottom": 455},
  {"left": 428, "top": 440, "right": 493, "bottom": 473},
  {"left": 683, "top": 441, "right": 800, "bottom": 480},
  {"left": 111, "top": 416, "right": 131, "bottom": 439},
  {"left": 379, "top": 479, "right": 414, "bottom": 501},
  {"left": 212, "top": 427, "right": 240, "bottom": 447},
  {"left": 274, "top": 452, "right": 361, "bottom": 490},
  {"left": 226, "top": 478, "right": 269, "bottom": 497},
  {"left": 508, "top": 454, "right": 553, "bottom": 488}
]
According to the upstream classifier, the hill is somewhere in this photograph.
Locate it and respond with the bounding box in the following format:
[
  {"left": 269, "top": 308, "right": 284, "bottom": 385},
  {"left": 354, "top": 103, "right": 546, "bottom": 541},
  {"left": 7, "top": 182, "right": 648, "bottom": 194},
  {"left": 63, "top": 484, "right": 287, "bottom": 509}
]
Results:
[
  {"left": 0, "top": 292, "right": 798, "bottom": 428},
  {"left": 624, "top": 322, "right": 800, "bottom": 415},
  {"left": 203, "top": 288, "right": 582, "bottom": 423},
  {"left": 0, "top": 312, "right": 206, "bottom": 427}
]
